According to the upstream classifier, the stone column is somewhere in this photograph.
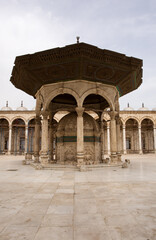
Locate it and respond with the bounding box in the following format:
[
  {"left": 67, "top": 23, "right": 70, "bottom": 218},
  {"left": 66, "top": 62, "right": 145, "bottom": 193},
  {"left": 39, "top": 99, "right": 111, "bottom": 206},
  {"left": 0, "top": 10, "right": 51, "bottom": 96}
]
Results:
[
  {"left": 154, "top": 126, "right": 156, "bottom": 153},
  {"left": 34, "top": 116, "right": 41, "bottom": 163},
  {"left": 109, "top": 111, "right": 118, "bottom": 162},
  {"left": 25, "top": 125, "right": 28, "bottom": 155},
  {"left": 100, "top": 120, "right": 105, "bottom": 161},
  {"left": 107, "top": 122, "right": 110, "bottom": 155},
  {"left": 40, "top": 112, "right": 49, "bottom": 165},
  {"left": 8, "top": 124, "right": 12, "bottom": 154},
  {"left": 49, "top": 120, "right": 54, "bottom": 163},
  {"left": 122, "top": 124, "right": 127, "bottom": 154},
  {"left": 75, "top": 107, "right": 84, "bottom": 166},
  {"left": 138, "top": 124, "right": 142, "bottom": 154},
  {"left": 116, "top": 117, "right": 122, "bottom": 161}
]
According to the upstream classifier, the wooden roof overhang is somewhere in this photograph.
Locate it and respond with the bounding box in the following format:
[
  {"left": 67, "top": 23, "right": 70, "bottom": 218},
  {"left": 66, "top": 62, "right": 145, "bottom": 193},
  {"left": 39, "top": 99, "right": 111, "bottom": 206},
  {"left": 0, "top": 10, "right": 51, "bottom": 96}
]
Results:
[{"left": 10, "top": 42, "right": 143, "bottom": 97}]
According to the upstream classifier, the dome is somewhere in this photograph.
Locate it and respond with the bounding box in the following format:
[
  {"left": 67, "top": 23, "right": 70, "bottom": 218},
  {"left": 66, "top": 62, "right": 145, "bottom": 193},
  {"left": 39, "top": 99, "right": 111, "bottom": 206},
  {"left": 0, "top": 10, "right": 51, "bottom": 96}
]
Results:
[
  {"left": 124, "top": 103, "right": 134, "bottom": 111},
  {"left": 138, "top": 103, "right": 148, "bottom": 111},
  {"left": 1, "top": 101, "right": 12, "bottom": 111},
  {"left": 16, "top": 101, "right": 28, "bottom": 111}
]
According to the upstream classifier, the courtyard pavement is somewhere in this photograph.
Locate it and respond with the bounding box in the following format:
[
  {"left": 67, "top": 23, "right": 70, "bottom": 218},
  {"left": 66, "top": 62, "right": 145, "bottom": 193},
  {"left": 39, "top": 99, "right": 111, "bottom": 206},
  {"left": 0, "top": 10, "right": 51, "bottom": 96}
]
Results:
[{"left": 0, "top": 154, "right": 156, "bottom": 240}]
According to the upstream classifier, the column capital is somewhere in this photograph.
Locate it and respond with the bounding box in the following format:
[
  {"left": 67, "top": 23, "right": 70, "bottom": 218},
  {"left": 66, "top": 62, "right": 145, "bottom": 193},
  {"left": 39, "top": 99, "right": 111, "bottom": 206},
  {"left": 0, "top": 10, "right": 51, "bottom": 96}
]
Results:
[
  {"left": 108, "top": 111, "right": 118, "bottom": 120},
  {"left": 75, "top": 107, "right": 85, "bottom": 117},
  {"left": 107, "top": 121, "right": 110, "bottom": 128},
  {"left": 41, "top": 110, "right": 49, "bottom": 119},
  {"left": 35, "top": 116, "right": 41, "bottom": 125}
]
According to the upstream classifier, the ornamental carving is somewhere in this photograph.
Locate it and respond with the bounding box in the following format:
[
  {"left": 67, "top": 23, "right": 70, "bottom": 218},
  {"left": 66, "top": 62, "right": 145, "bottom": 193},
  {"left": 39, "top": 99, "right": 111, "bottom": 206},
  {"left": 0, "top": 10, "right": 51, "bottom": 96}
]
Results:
[
  {"left": 64, "top": 146, "right": 76, "bottom": 161},
  {"left": 84, "top": 146, "right": 94, "bottom": 163},
  {"left": 96, "top": 66, "right": 114, "bottom": 80}
]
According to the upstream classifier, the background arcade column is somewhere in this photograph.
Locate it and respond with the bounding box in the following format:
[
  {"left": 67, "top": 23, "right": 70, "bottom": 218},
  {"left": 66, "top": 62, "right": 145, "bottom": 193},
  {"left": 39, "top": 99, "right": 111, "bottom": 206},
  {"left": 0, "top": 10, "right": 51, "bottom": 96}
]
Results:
[
  {"left": 25, "top": 124, "right": 28, "bottom": 156},
  {"left": 107, "top": 122, "right": 110, "bottom": 155},
  {"left": 34, "top": 116, "right": 41, "bottom": 163},
  {"left": 138, "top": 124, "right": 142, "bottom": 154},
  {"left": 40, "top": 112, "right": 49, "bottom": 165},
  {"left": 154, "top": 126, "right": 156, "bottom": 153},
  {"left": 75, "top": 107, "right": 84, "bottom": 166},
  {"left": 100, "top": 120, "right": 105, "bottom": 161},
  {"left": 122, "top": 123, "right": 127, "bottom": 154},
  {"left": 116, "top": 116, "right": 122, "bottom": 161},
  {"left": 49, "top": 117, "right": 55, "bottom": 163},
  {"left": 8, "top": 124, "right": 12, "bottom": 154}
]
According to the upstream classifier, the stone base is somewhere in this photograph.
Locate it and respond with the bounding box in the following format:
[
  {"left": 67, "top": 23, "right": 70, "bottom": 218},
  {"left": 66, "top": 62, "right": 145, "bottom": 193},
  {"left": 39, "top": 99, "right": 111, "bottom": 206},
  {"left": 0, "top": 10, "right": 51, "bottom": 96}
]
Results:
[
  {"left": 110, "top": 154, "right": 118, "bottom": 163},
  {"left": 25, "top": 153, "right": 32, "bottom": 160},
  {"left": 77, "top": 159, "right": 84, "bottom": 167},
  {"left": 40, "top": 154, "right": 49, "bottom": 165},
  {"left": 34, "top": 155, "right": 40, "bottom": 163},
  {"left": 117, "top": 154, "right": 122, "bottom": 162},
  {"left": 77, "top": 153, "right": 84, "bottom": 167}
]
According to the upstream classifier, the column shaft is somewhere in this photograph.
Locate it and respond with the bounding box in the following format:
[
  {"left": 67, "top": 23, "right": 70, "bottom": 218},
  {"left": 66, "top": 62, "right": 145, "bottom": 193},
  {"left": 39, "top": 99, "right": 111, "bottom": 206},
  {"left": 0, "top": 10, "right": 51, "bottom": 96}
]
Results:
[
  {"left": 116, "top": 117, "right": 122, "bottom": 161},
  {"left": 107, "top": 122, "right": 110, "bottom": 155},
  {"left": 40, "top": 113, "right": 49, "bottom": 165},
  {"left": 25, "top": 125, "right": 28, "bottom": 153},
  {"left": 110, "top": 119, "right": 117, "bottom": 154},
  {"left": 101, "top": 121, "right": 105, "bottom": 160},
  {"left": 49, "top": 124, "right": 54, "bottom": 162},
  {"left": 154, "top": 127, "right": 156, "bottom": 153},
  {"left": 8, "top": 125, "right": 12, "bottom": 154},
  {"left": 109, "top": 111, "right": 118, "bottom": 162},
  {"left": 138, "top": 125, "right": 142, "bottom": 154},
  {"left": 123, "top": 125, "right": 127, "bottom": 154},
  {"left": 34, "top": 117, "right": 41, "bottom": 162},
  {"left": 76, "top": 107, "right": 84, "bottom": 166}
]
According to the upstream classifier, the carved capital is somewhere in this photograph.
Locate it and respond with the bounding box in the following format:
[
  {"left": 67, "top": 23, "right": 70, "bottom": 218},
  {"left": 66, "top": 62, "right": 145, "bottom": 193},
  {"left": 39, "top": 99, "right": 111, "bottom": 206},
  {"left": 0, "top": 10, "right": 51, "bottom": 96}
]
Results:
[
  {"left": 41, "top": 110, "right": 49, "bottom": 119},
  {"left": 108, "top": 111, "right": 118, "bottom": 120},
  {"left": 35, "top": 116, "right": 41, "bottom": 125},
  {"left": 75, "top": 107, "right": 85, "bottom": 117}
]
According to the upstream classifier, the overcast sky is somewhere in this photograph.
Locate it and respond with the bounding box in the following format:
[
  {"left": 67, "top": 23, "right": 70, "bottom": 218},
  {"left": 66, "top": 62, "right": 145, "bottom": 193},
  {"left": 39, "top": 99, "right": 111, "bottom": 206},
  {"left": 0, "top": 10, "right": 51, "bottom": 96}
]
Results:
[{"left": 0, "top": 0, "right": 156, "bottom": 110}]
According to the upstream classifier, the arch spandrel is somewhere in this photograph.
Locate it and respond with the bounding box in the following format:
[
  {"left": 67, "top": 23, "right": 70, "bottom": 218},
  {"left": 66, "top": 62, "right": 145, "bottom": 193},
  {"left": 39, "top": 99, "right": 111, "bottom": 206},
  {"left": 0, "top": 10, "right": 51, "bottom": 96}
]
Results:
[
  {"left": 125, "top": 116, "right": 140, "bottom": 125},
  {"left": 27, "top": 116, "right": 36, "bottom": 123},
  {"left": 0, "top": 117, "right": 10, "bottom": 125},
  {"left": 36, "top": 80, "right": 118, "bottom": 111},
  {"left": 11, "top": 117, "right": 26, "bottom": 126},
  {"left": 140, "top": 116, "right": 155, "bottom": 126},
  {"left": 80, "top": 87, "right": 116, "bottom": 111},
  {"left": 40, "top": 88, "right": 80, "bottom": 111}
]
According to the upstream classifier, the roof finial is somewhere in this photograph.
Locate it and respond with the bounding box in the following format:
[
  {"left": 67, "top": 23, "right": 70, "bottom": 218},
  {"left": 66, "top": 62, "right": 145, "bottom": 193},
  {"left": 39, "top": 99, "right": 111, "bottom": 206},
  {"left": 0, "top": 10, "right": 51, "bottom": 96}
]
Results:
[
  {"left": 21, "top": 101, "right": 23, "bottom": 107},
  {"left": 6, "top": 101, "right": 8, "bottom": 107},
  {"left": 76, "top": 36, "right": 80, "bottom": 44}
]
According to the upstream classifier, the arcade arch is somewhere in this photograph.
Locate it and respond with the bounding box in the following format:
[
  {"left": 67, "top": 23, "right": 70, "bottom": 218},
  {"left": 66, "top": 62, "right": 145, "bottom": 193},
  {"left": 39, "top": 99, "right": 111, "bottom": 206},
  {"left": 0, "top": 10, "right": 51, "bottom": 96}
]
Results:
[
  {"left": 12, "top": 118, "right": 25, "bottom": 154},
  {"left": 0, "top": 119, "right": 9, "bottom": 153},
  {"left": 141, "top": 118, "right": 154, "bottom": 153}
]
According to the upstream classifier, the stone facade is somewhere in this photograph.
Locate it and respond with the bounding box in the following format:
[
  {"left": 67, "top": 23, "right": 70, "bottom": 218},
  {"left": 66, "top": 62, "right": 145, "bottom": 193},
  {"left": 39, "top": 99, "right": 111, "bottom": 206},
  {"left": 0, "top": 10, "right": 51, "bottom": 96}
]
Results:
[
  {"left": 8, "top": 42, "right": 145, "bottom": 165},
  {"left": 0, "top": 102, "right": 155, "bottom": 160}
]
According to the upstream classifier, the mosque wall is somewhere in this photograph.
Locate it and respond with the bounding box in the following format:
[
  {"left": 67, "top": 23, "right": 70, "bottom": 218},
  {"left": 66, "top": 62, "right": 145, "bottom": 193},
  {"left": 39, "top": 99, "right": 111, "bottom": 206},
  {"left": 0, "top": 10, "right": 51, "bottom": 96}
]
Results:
[{"left": 0, "top": 108, "right": 156, "bottom": 156}]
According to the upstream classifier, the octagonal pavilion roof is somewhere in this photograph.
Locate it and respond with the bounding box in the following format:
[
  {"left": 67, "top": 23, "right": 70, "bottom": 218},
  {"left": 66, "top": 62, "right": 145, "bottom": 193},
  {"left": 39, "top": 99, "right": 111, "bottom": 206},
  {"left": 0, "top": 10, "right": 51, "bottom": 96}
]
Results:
[{"left": 10, "top": 42, "right": 143, "bottom": 97}]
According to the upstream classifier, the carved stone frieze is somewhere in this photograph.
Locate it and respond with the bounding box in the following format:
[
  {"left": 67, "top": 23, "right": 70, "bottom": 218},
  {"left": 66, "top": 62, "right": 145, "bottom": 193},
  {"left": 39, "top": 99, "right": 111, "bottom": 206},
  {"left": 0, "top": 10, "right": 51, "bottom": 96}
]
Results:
[{"left": 11, "top": 42, "right": 142, "bottom": 97}]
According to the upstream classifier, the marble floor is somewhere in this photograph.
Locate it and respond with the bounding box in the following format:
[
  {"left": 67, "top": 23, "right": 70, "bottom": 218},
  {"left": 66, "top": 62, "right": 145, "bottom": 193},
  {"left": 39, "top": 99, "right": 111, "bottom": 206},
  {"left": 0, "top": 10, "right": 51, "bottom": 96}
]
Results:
[{"left": 0, "top": 154, "right": 156, "bottom": 240}]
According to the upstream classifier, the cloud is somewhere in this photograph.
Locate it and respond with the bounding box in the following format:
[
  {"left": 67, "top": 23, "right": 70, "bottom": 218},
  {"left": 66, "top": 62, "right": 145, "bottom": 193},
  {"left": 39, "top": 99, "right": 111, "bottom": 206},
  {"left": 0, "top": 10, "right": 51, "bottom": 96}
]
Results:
[{"left": 0, "top": 0, "right": 156, "bottom": 110}]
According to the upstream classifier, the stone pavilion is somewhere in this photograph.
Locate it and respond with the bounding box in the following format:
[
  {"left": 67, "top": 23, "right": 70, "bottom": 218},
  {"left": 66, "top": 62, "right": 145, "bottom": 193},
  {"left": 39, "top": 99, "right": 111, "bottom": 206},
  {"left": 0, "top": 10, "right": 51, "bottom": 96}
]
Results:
[{"left": 10, "top": 41, "right": 143, "bottom": 167}]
